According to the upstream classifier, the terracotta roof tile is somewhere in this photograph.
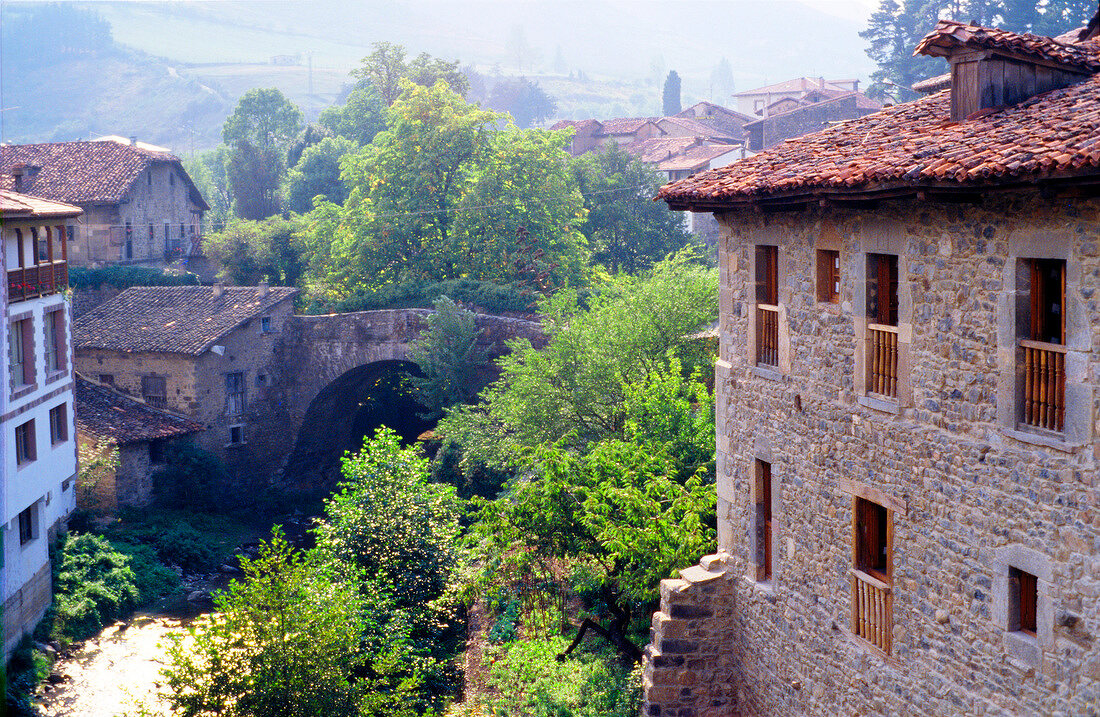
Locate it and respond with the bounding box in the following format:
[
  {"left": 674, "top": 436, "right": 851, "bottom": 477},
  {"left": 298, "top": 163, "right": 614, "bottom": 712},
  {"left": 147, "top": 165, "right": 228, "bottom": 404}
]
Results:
[
  {"left": 76, "top": 375, "right": 202, "bottom": 445},
  {"left": 600, "top": 117, "right": 658, "bottom": 134},
  {"left": 0, "top": 189, "right": 81, "bottom": 218},
  {"left": 74, "top": 285, "right": 298, "bottom": 355},
  {"left": 658, "top": 144, "right": 742, "bottom": 173},
  {"left": 0, "top": 140, "right": 209, "bottom": 210},
  {"left": 658, "top": 73, "right": 1100, "bottom": 207},
  {"left": 914, "top": 19, "right": 1100, "bottom": 71}
]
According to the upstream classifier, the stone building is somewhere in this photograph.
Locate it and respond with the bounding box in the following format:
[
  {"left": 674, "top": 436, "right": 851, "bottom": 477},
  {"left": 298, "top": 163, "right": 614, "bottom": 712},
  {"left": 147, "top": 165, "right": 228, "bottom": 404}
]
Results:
[
  {"left": 1, "top": 190, "right": 80, "bottom": 658},
  {"left": 72, "top": 285, "right": 297, "bottom": 504},
  {"left": 0, "top": 138, "right": 209, "bottom": 269},
  {"left": 646, "top": 16, "right": 1100, "bottom": 716},
  {"left": 74, "top": 374, "right": 202, "bottom": 513}
]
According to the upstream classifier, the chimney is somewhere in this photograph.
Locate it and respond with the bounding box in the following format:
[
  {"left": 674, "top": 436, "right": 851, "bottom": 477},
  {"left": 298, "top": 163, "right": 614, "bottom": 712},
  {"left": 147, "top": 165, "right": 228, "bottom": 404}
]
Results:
[
  {"left": 129, "top": 136, "right": 138, "bottom": 146},
  {"left": 213, "top": 282, "right": 223, "bottom": 298},
  {"left": 257, "top": 281, "right": 269, "bottom": 298},
  {"left": 11, "top": 164, "right": 25, "bottom": 192},
  {"left": 853, "top": 79, "right": 860, "bottom": 93}
]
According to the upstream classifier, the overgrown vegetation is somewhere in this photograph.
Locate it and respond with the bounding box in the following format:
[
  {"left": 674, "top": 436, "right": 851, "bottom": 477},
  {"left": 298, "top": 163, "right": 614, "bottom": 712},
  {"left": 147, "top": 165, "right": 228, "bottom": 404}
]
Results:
[{"left": 69, "top": 266, "right": 199, "bottom": 290}]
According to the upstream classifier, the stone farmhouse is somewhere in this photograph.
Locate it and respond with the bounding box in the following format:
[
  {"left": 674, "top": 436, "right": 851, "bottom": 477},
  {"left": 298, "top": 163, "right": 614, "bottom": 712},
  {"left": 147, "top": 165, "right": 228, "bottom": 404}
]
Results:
[
  {"left": 0, "top": 137, "right": 210, "bottom": 271},
  {"left": 731, "top": 76, "right": 862, "bottom": 117},
  {"left": 646, "top": 15, "right": 1100, "bottom": 716},
  {"left": 73, "top": 285, "right": 297, "bottom": 503},
  {"left": 75, "top": 374, "right": 202, "bottom": 513},
  {"left": 1, "top": 190, "right": 79, "bottom": 658}
]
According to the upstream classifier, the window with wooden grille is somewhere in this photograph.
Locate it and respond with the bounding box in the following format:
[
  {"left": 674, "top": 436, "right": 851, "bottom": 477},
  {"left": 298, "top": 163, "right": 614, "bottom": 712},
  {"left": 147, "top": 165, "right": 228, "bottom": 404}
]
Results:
[
  {"left": 1020, "top": 258, "right": 1065, "bottom": 432},
  {"left": 226, "top": 372, "right": 245, "bottom": 417},
  {"left": 756, "top": 245, "right": 779, "bottom": 366},
  {"left": 15, "top": 419, "right": 36, "bottom": 466},
  {"left": 866, "top": 253, "right": 899, "bottom": 398},
  {"left": 754, "top": 460, "right": 773, "bottom": 581},
  {"left": 142, "top": 375, "right": 167, "bottom": 408},
  {"left": 817, "top": 249, "right": 840, "bottom": 303},
  {"left": 852, "top": 496, "right": 892, "bottom": 654},
  {"left": 1010, "top": 567, "right": 1038, "bottom": 636}
]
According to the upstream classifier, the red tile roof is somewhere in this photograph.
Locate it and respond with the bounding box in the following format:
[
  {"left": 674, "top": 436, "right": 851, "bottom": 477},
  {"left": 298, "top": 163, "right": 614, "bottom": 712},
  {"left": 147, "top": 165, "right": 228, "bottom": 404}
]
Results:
[
  {"left": 657, "top": 116, "right": 743, "bottom": 141},
  {"left": 658, "top": 73, "right": 1100, "bottom": 208},
  {"left": 658, "top": 144, "right": 742, "bottom": 173},
  {"left": 914, "top": 19, "right": 1100, "bottom": 71},
  {"left": 74, "top": 285, "right": 298, "bottom": 355},
  {"left": 0, "top": 140, "right": 209, "bottom": 210},
  {"left": 734, "top": 77, "right": 852, "bottom": 96},
  {"left": 76, "top": 375, "right": 202, "bottom": 445},
  {"left": 600, "top": 117, "right": 658, "bottom": 135},
  {"left": 0, "top": 189, "right": 81, "bottom": 218}
]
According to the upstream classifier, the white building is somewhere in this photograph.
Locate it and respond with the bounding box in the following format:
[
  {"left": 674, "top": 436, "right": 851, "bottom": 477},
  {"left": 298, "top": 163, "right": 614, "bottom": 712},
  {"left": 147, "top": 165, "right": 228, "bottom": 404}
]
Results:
[{"left": 2, "top": 189, "right": 80, "bottom": 658}]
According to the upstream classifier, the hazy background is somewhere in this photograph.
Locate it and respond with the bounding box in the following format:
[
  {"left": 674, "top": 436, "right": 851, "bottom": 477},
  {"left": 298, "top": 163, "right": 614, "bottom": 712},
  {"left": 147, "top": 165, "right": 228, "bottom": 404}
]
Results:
[{"left": 0, "top": 0, "right": 879, "bottom": 152}]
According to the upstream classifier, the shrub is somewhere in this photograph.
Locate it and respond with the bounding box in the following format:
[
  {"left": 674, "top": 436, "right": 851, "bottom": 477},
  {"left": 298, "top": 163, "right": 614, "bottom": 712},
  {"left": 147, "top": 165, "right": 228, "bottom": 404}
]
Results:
[
  {"left": 112, "top": 540, "right": 180, "bottom": 602},
  {"left": 4, "top": 636, "right": 51, "bottom": 716},
  {"left": 53, "top": 533, "right": 140, "bottom": 642},
  {"left": 305, "top": 278, "right": 542, "bottom": 315},
  {"left": 152, "top": 441, "right": 227, "bottom": 511},
  {"left": 69, "top": 266, "right": 199, "bottom": 290},
  {"left": 105, "top": 511, "right": 227, "bottom": 573}
]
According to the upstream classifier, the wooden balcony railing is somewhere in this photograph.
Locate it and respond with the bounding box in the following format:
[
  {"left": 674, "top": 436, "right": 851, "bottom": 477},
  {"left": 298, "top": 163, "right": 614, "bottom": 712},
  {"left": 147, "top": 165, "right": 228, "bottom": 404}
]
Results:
[
  {"left": 852, "top": 569, "right": 892, "bottom": 654},
  {"left": 7, "top": 261, "right": 68, "bottom": 303},
  {"left": 757, "top": 304, "right": 779, "bottom": 367},
  {"left": 867, "top": 323, "right": 898, "bottom": 398},
  {"left": 1021, "top": 339, "right": 1065, "bottom": 433}
]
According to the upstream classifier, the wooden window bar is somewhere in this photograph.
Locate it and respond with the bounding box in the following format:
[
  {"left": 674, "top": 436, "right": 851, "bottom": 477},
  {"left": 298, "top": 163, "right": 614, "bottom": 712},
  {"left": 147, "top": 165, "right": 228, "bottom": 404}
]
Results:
[
  {"left": 867, "top": 323, "right": 898, "bottom": 398},
  {"left": 851, "top": 569, "right": 892, "bottom": 654},
  {"left": 1020, "top": 339, "right": 1065, "bottom": 433},
  {"left": 756, "top": 303, "right": 779, "bottom": 367}
]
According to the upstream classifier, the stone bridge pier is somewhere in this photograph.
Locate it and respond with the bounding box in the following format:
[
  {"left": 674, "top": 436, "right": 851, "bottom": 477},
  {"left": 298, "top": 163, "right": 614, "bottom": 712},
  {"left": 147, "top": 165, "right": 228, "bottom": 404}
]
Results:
[{"left": 268, "top": 308, "right": 544, "bottom": 491}]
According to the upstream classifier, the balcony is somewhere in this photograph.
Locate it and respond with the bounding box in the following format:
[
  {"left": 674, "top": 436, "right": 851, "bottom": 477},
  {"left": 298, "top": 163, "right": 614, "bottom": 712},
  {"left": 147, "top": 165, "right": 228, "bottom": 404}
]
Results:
[
  {"left": 867, "top": 323, "right": 898, "bottom": 398},
  {"left": 756, "top": 304, "right": 779, "bottom": 366},
  {"left": 1021, "top": 339, "right": 1065, "bottom": 433},
  {"left": 851, "top": 569, "right": 892, "bottom": 654},
  {"left": 7, "top": 261, "right": 68, "bottom": 303}
]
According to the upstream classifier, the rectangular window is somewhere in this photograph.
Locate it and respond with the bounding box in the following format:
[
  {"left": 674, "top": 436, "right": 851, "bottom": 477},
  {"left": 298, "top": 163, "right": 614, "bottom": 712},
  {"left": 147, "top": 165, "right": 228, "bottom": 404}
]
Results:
[
  {"left": 18, "top": 506, "right": 35, "bottom": 545},
  {"left": 10, "top": 318, "right": 34, "bottom": 387},
  {"left": 15, "top": 419, "right": 36, "bottom": 466},
  {"left": 125, "top": 221, "right": 133, "bottom": 260},
  {"left": 1010, "top": 567, "right": 1038, "bottom": 635},
  {"left": 229, "top": 425, "right": 243, "bottom": 445},
  {"left": 99, "top": 374, "right": 114, "bottom": 385},
  {"left": 852, "top": 496, "right": 892, "bottom": 653},
  {"left": 142, "top": 375, "right": 167, "bottom": 408},
  {"left": 32, "top": 227, "right": 48, "bottom": 264},
  {"left": 817, "top": 249, "right": 840, "bottom": 303},
  {"left": 49, "top": 403, "right": 68, "bottom": 444},
  {"left": 755, "top": 245, "right": 779, "bottom": 367},
  {"left": 226, "top": 372, "right": 245, "bottom": 417},
  {"left": 45, "top": 309, "right": 64, "bottom": 373},
  {"left": 149, "top": 439, "right": 166, "bottom": 464},
  {"left": 754, "top": 459, "right": 773, "bottom": 581},
  {"left": 866, "top": 253, "right": 900, "bottom": 398},
  {"left": 170, "top": 172, "right": 175, "bottom": 186},
  {"left": 1020, "top": 258, "right": 1066, "bottom": 432},
  {"left": 260, "top": 316, "right": 272, "bottom": 333}
]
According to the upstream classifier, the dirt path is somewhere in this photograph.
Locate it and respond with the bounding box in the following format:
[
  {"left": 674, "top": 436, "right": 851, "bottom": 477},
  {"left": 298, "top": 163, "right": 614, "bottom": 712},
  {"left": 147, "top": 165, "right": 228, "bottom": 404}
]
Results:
[{"left": 36, "top": 615, "right": 190, "bottom": 717}]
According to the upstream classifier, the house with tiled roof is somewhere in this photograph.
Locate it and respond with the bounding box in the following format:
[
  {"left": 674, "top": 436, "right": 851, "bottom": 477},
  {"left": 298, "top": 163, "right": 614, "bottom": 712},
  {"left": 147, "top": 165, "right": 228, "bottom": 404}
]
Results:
[
  {"left": 0, "top": 137, "right": 209, "bottom": 269},
  {"left": 732, "top": 76, "right": 862, "bottom": 116},
  {"left": 75, "top": 374, "right": 202, "bottom": 513},
  {"left": 643, "top": 11, "right": 1100, "bottom": 717},
  {"left": 2, "top": 190, "right": 81, "bottom": 658},
  {"left": 73, "top": 285, "right": 297, "bottom": 503},
  {"left": 674, "top": 100, "right": 756, "bottom": 138}
]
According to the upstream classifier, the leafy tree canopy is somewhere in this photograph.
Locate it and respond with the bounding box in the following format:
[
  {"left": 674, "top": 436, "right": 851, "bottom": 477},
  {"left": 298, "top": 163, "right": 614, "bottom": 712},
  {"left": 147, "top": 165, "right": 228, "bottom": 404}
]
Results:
[
  {"left": 319, "top": 84, "right": 387, "bottom": 146},
  {"left": 352, "top": 42, "right": 469, "bottom": 105},
  {"left": 571, "top": 143, "right": 699, "bottom": 275},
  {"left": 226, "top": 140, "right": 282, "bottom": 220},
  {"left": 203, "top": 216, "right": 306, "bottom": 286},
  {"left": 409, "top": 295, "right": 490, "bottom": 421},
  {"left": 222, "top": 87, "right": 304, "bottom": 150},
  {"left": 284, "top": 135, "right": 357, "bottom": 214},
  {"left": 184, "top": 146, "right": 232, "bottom": 229}
]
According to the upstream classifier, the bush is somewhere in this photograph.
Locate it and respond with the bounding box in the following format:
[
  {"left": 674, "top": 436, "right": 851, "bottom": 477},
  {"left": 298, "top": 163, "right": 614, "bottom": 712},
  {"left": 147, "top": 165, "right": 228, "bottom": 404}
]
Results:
[
  {"left": 306, "top": 278, "right": 542, "bottom": 315},
  {"left": 479, "top": 637, "right": 641, "bottom": 717},
  {"left": 53, "top": 533, "right": 140, "bottom": 642},
  {"left": 69, "top": 266, "right": 199, "bottom": 290},
  {"left": 4, "top": 636, "right": 51, "bottom": 716},
  {"left": 152, "top": 441, "right": 228, "bottom": 511},
  {"left": 105, "top": 510, "right": 237, "bottom": 573},
  {"left": 112, "top": 540, "right": 180, "bottom": 602}
]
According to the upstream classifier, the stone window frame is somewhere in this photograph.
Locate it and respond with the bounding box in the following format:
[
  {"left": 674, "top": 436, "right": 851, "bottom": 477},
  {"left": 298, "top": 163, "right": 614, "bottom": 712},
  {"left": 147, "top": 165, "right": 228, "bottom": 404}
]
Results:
[
  {"left": 990, "top": 544, "right": 1053, "bottom": 668},
  {"left": 227, "top": 424, "right": 245, "bottom": 447},
  {"left": 746, "top": 436, "right": 781, "bottom": 588},
  {"left": 9, "top": 309, "right": 37, "bottom": 401},
  {"left": 41, "top": 301, "right": 68, "bottom": 386},
  {"left": 745, "top": 227, "right": 789, "bottom": 380},
  {"left": 997, "top": 231, "right": 1091, "bottom": 450},
  {"left": 815, "top": 230, "right": 844, "bottom": 307},
  {"left": 853, "top": 219, "right": 913, "bottom": 414}
]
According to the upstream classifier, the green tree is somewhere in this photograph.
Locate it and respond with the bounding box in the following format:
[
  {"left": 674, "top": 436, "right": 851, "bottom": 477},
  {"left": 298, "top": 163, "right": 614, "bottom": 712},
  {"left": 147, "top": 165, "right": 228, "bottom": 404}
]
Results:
[
  {"left": 997, "top": 0, "right": 1093, "bottom": 34},
  {"left": 162, "top": 531, "right": 369, "bottom": 717},
  {"left": 352, "top": 42, "right": 468, "bottom": 105},
  {"left": 184, "top": 147, "right": 232, "bottom": 229},
  {"left": 202, "top": 216, "right": 306, "bottom": 285},
  {"left": 222, "top": 89, "right": 304, "bottom": 219},
  {"left": 226, "top": 140, "right": 283, "bottom": 220},
  {"left": 571, "top": 143, "right": 699, "bottom": 274},
  {"left": 861, "top": 1, "right": 954, "bottom": 101},
  {"left": 285, "top": 136, "right": 356, "bottom": 213},
  {"left": 409, "top": 295, "right": 489, "bottom": 420},
  {"left": 319, "top": 84, "right": 387, "bottom": 145},
  {"left": 438, "top": 255, "right": 717, "bottom": 467},
  {"left": 222, "top": 87, "right": 304, "bottom": 150},
  {"left": 485, "top": 77, "right": 557, "bottom": 128},
  {"left": 286, "top": 123, "right": 332, "bottom": 169},
  {"left": 662, "top": 70, "right": 682, "bottom": 115}
]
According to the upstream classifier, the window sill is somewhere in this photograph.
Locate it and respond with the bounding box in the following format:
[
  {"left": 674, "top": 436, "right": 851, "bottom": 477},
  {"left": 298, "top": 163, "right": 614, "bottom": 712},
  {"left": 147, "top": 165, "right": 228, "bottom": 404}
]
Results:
[
  {"left": 11, "top": 384, "right": 38, "bottom": 402},
  {"left": 1005, "top": 427, "right": 1081, "bottom": 453},
  {"left": 857, "top": 394, "right": 900, "bottom": 415},
  {"left": 1003, "top": 630, "right": 1040, "bottom": 668},
  {"left": 741, "top": 574, "right": 778, "bottom": 602},
  {"left": 752, "top": 366, "right": 783, "bottom": 382},
  {"left": 44, "top": 369, "right": 67, "bottom": 386}
]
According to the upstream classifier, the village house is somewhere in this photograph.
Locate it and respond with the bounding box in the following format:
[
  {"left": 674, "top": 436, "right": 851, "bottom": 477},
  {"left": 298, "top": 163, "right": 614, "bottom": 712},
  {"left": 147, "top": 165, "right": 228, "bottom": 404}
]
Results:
[
  {"left": 74, "top": 374, "right": 202, "bottom": 513},
  {"left": 1, "top": 190, "right": 79, "bottom": 658},
  {"left": 731, "top": 76, "right": 862, "bottom": 117},
  {"left": 646, "top": 15, "right": 1100, "bottom": 716},
  {"left": 72, "top": 285, "right": 297, "bottom": 504},
  {"left": 0, "top": 137, "right": 210, "bottom": 271},
  {"left": 673, "top": 100, "right": 756, "bottom": 139}
]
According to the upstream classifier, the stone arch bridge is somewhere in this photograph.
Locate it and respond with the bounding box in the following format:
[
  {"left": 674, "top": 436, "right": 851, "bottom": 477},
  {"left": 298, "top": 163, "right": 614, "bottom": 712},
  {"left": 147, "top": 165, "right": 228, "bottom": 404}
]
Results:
[{"left": 267, "top": 309, "right": 544, "bottom": 489}]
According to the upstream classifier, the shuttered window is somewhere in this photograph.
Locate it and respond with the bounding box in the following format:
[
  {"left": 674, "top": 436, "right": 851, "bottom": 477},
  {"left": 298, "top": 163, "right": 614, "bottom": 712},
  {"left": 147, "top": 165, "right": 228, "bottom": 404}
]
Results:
[{"left": 817, "top": 249, "right": 840, "bottom": 303}]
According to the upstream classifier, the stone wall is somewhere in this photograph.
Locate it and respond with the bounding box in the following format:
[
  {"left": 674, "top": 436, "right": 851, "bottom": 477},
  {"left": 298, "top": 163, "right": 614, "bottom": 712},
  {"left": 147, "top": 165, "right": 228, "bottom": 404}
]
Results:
[
  {"left": 2, "top": 560, "right": 51, "bottom": 659},
  {"left": 643, "top": 191, "right": 1100, "bottom": 715}
]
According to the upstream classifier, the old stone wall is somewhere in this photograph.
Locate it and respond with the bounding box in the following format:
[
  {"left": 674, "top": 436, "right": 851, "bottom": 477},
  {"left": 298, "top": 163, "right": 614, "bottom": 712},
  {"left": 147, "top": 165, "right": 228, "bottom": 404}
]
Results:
[
  {"left": 2, "top": 561, "right": 50, "bottom": 659},
  {"left": 644, "top": 192, "right": 1100, "bottom": 715}
]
